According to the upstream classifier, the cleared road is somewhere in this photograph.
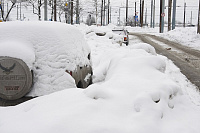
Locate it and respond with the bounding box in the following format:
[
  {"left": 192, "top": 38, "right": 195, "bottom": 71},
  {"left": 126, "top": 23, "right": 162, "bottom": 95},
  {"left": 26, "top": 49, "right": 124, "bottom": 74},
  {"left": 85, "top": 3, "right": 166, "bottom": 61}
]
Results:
[{"left": 130, "top": 33, "right": 200, "bottom": 89}]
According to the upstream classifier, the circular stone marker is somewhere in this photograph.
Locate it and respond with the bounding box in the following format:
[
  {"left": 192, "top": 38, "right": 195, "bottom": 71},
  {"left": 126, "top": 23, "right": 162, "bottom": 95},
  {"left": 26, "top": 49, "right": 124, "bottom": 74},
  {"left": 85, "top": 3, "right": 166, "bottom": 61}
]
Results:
[{"left": 0, "top": 57, "right": 33, "bottom": 100}]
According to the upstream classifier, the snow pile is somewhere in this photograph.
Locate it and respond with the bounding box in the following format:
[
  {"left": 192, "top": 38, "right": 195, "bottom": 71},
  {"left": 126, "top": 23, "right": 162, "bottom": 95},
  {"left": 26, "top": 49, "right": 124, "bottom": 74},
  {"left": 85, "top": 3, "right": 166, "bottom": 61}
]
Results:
[
  {"left": 127, "top": 26, "right": 200, "bottom": 50},
  {"left": 130, "top": 43, "right": 157, "bottom": 55},
  {"left": 0, "top": 21, "right": 91, "bottom": 96},
  {"left": 0, "top": 24, "right": 200, "bottom": 133},
  {"left": 158, "top": 27, "right": 200, "bottom": 50}
]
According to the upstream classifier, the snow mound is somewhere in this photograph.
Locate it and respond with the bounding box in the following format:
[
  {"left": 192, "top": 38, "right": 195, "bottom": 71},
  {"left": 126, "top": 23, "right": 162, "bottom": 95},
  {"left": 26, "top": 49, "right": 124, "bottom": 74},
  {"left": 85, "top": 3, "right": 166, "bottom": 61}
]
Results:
[
  {"left": 0, "top": 24, "right": 200, "bottom": 133},
  {"left": 130, "top": 43, "right": 157, "bottom": 55},
  {"left": 0, "top": 21, "right": 91, "bottom": 96},
  {"left": 158, "top": 27, "right": 200, "bottom": 50},
  {"left": 84, "top": 84, "right": 112, "bottom": 100},
  {"left": 105, "top": 31, "right": 114, "bottom": 39}
]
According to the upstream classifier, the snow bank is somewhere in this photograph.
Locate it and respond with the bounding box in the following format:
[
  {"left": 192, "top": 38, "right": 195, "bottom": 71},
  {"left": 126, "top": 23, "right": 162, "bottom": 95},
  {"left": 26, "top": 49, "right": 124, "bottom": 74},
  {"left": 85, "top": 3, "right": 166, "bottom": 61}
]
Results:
[
  {"left": 1, "top": 43, "right": 199, "bottom": 133},
  {"left": 158, "top": 27, "right": 200, "bottom": 50},
  {"left": 0, "top": 24, "right": 200, "bottom": 133},
  {"left": 127, "top": 26, "right": 200, "bottom": 50},
  {"left": 130, "top": 43, "right": 157, "bottom": 55}
]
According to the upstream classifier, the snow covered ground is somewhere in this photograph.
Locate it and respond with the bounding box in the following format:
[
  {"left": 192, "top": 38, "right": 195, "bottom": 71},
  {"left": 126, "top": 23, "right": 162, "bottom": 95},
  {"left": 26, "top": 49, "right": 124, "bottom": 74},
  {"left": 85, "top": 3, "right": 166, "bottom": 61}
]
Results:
[
  {"left": 127, "top": 26, "right": 200, "bottom": 50},
  {"left": 0, "top": 23, "right": 200, "bottom": 133}
]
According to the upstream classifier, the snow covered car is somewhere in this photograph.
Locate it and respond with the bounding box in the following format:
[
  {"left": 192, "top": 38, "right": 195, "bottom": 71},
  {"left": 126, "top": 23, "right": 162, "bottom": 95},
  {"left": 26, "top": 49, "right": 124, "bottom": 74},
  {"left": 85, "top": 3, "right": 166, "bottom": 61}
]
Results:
[
  {"left": 0, "top": 21, "right": 92, "bottom": 106},
  {"left": 112, "top": 29, "right": 129, "bottom": 46}
]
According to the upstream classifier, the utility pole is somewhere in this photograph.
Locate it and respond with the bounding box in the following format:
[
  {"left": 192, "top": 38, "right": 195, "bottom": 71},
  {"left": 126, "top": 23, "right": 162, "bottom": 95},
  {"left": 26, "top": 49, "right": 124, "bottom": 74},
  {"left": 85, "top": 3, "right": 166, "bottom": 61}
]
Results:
[
  {"left": 76, "top": 0, "right": 79, "bottom": 24},
  {"left": 108, "top": 0, "right": 110, "bottom": 24},
  {"left": 198, "top": 0, "right": 200, "bottom": 34},
  {"left": 172, "top": 0, "right": 176, "bottom": 30},
  {"left": 105, "top": 5, "right": 107, "bottom": 25},
  {"left": 160, "top": 0, "right": 162, "bottom": 32},
  {"left": 145, "top": 7, "right": 147, "bottom": 26},
  {"left": 153, "top": 0, "right": 155, "bottom": 28},
  {"left": 141, "top": 0, "right": 144, "bottom": 27},
  {"left": 190, "top": 11, "right": 192, "bottom": 24},
  {"left": 150, "top": 0, "right": 153, "bottom": 27},
  {"left": 71, "top": 0, "right": 73, "bottom": 24},
  {"left": 103, "top": 0, "right": 105, "bottom": 26},
  {"left": 119, "top": 8, "right": 120, "bottom": 25},
  {"left": 183, "top": 2, "right": 186, "bottom": 27},
  {"left": 126, "top": 0, "right": 128, "bottom": 26},
  {"left": 110, "top": 6, "right": 111, "bottom": 23},
  {"left": 135, "top": 2, "right": 137, "bottom": 27},
  {"left": 54, "top": 0, "right": 56, "bottom": 21},
  {"left": 101, "top": 0, "right": 103, "bottom": 25},
  {"left": 160, "top": 0, "right": 165, "bottom": 33},
  {"left": 44, "top": 0, "right": 47, "bottom": 21},
  {"left": 17, "top": 5, "right": 18, "bottom": 20},
  {"left": 140, "top": 0, "right": 141, "bottom": 26},
  {"left": 20, "top": 2, "right": 21, "bottom": 20},
  {"left": 168, "top": 0, "right": 172, "bottom": 31}
]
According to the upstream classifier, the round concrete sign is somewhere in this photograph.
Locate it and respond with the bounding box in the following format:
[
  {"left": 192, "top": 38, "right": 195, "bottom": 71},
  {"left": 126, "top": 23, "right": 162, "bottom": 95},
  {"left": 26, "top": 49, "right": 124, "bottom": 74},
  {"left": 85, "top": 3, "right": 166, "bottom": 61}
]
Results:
[{"left": 0, "top": 57, "right": 33, "bottom": 100}]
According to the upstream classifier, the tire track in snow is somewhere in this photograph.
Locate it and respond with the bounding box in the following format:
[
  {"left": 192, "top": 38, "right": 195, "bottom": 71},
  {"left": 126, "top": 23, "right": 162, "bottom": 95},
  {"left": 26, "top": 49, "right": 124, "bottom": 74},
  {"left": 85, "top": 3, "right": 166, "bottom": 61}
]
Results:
[{"left": 130, "top": 33, "right": 200, "bottom": 90}]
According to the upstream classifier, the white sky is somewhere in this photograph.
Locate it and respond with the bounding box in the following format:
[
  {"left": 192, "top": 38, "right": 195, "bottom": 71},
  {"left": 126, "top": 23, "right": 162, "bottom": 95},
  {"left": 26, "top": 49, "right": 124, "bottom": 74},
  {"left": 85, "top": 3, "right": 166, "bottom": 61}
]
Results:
[
  {"left": 110, "top": 0, "right": 199, "bottom": 25},
  {"left": 0, "top": 0, "right": 199, "bottom": 25}
]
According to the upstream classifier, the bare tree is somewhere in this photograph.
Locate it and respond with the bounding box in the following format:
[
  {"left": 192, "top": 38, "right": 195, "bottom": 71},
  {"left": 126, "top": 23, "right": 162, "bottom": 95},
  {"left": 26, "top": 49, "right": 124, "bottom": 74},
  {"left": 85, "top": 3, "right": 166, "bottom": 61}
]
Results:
[
  {"left": 93, "top": 0, "right": 98, "bottom": 24},
  {"left": 27, "top": 0, "right": 43, "bottom": 20},
  {"left": 79, "top": 0, "right": 100, "bottom": 24},
  {"left": 56, "top": 0, "right": 66, "bottom": 22},
  {"left": 0, "top": 0, "right": 16, "bottom": 21}
]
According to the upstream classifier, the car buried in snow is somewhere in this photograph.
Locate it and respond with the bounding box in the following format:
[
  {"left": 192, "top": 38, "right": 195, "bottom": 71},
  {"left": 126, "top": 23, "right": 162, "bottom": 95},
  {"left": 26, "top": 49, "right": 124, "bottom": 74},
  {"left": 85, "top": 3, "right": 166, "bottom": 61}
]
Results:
[
  {"left": 112, "top": 28, "right": 129, "bottom": 46},
  {"left": 0, "top": 21, "right": 93, "bottom": 106}
]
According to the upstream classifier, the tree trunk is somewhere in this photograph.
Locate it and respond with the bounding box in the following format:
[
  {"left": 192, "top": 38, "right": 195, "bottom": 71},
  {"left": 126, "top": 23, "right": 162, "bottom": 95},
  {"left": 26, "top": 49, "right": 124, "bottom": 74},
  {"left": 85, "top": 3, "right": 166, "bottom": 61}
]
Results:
[
  {"left": 54, "top": 0, "right": 57, "bottom": 21},
  {"left": 71, "top": 0, "right": 73, "bottom": 24},
  {"left": 38, "top": 0, "right": 41, "bottom": 21}
]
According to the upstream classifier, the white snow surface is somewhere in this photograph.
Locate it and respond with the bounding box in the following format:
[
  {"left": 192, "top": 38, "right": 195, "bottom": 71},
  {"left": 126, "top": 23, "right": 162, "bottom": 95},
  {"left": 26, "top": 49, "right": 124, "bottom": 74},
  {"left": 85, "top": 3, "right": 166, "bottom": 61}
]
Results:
[
  {"left": 0, "top": 40, "right": 35, "bottom": 69},
  {"left": 158, "top": 27, "right": 200, "bottom": 50},
  {"left": 128, "top": 26, "right": 200, "bottom": 50},
  {"left": 0, "top": 24, "right": 200, "bottom": 133},
  {"left": 0, "top": 21, "right": 91, "bottom": 96}
]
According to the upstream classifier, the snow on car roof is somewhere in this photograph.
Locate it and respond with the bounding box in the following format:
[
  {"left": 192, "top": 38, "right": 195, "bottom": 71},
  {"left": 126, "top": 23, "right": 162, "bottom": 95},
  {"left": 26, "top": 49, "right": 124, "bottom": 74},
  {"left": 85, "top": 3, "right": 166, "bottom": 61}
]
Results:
[
  {"left": 0, "top": 21, "right": 90, "bottom": 69},
  {"left": 0, "top": 21, "right": 91, "bottom": 96}
]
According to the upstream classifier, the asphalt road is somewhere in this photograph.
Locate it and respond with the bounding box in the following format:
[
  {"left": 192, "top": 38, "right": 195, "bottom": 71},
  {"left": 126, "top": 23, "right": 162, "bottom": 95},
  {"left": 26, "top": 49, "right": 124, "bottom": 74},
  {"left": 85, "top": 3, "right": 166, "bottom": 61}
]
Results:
[{"left": 130, "top": 33, "right": 200, "bottom": 89}]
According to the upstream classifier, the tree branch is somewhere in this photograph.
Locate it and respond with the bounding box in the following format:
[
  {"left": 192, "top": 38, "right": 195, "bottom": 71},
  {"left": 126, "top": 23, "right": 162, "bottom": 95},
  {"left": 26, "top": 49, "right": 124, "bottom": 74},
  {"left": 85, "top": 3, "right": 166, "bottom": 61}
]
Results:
[
  {"left": 0, "top": 3, "right": 4, "bottom": 20},
  {"left": 5, "top": 2, "right": 16, "bottom": 21}
]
